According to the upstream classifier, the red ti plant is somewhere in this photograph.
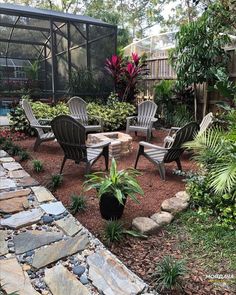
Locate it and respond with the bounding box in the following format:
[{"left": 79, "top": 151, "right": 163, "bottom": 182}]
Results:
[{"left": 105, "top": 52, "right": 147, "bottom": 103}]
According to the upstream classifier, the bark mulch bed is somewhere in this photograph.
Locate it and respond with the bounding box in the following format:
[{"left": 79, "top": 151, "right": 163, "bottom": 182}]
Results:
[{"left": 15, "top": 129, "right": 234, "bottom": 295}]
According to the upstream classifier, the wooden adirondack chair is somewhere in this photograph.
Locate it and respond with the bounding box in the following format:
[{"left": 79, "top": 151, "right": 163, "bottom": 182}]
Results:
[
  {"left": 51, "top": 115, "right": 110, "bottom": 174},
  {"left": 126, "top": 100, "right": 158, "bottom": 141},
  {"left": 164, "top": 112, "right": 213, "bottom": 148},
  {"left": 68, "top": 96, "right": 103, "bottom": 133},
  {"left": 22, "top": 99, "right": 55, "bottom": 151},
  {"left": 135, "top": 122, "right": 199, "bottom": 180}
]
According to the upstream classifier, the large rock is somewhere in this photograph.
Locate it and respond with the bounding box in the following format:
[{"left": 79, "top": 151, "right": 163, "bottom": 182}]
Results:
[
  {"left": 0, "top": 196, "right": 29, "bottom": 213},
  {"left": 44, "top": 264, "right": 89, "bottom": 295},
  {"left": 161, "top": 197, "right": 189, "bottom": 214},
  {"left": 14, "top": 230, "right": 64, "bottom": 254},
  {"left": 32, "top": 233, "right": 89, "bottom": 269},
  {"left": 40, "top": 201, "right": 66, "bottom": 215},
  {"left": 0, "top": 188, "right": 31, "bottom": 200},
  {"left": 132, "top": 217, "right": 160, "bottom": 234},
  {"left": 0, "top": 177, "right": 16, "bottom": 190},
  {"left": 87, "top": 250, "right": 146, "bottom": 295},
  {"left": 0, "top": 208, "right": 44, "bottom": 229},
  {"left": 0, "top": 230, "right": 8, "bottom": 256},
  {"left": 0, "top": 258, "right": 40, "bottom": 295},
  {"left": 2, "top": 162, "right": 22, "bottom": 171},
  {"left": 31, "top": 186, "right": 55, "bottom": 203},
  {"left": 175, "top": 191, "right": 190, "bottom": 202},
  {"left": 150, "top": 211, "right": 174, "bottom": 226},
  {"left": 9, "top": 170, "right": 30, "bottom": 178},
  {"left": 55, "top": 216, "right": 82, "bottom": 236},
  {"left": 16, "top": 176, "right": 39, "bottom": 187}
]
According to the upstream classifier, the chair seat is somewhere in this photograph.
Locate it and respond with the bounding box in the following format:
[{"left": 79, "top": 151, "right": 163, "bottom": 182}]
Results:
[
  {"left": 145, "top": 148, "right": 167, "bottom": 163},
  {"left": 87, "top": 148, "right": 102, "bottom": 163},
  {"left": 40, "top": 132, "right": 55, "bottom": 140}
]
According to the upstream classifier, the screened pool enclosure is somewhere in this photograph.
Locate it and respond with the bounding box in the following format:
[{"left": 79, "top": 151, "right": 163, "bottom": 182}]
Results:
[{"left": 0, "top": 4, "right": 117, "bottom": 100}]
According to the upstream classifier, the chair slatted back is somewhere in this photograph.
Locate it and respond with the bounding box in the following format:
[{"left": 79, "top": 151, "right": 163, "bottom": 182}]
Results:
[
  {"left": 68, "top": 96, "right": 89, "bottom": 125},
  {"left": 200, "top": 112, "right": 213, "bottom": 134},
  {"left": 51, "top": 115, "right": 87, "bottom": 162},
  {"left": 137, "top": 101, "right": 157, "bottom": 127},
  {"left": 164, "top": 122, "right": 199, "bottom": 163},
  {"left": 22, "top": 100, "right": 44, "bottom": 137}
]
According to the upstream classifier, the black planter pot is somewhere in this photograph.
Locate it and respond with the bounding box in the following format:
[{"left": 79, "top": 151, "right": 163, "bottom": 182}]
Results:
[{"left": 99, "top": 193, "right": 127, "bottom": 220}]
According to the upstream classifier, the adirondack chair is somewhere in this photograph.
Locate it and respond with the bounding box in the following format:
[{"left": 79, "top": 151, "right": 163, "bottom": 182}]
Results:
[
  {"left": 163, "top": 112, "right": 213, "bottom": 148},
  {"left": 135, "top": 122, "right": 199, "bottom": 180},
  {"left": 22, "top": 99, "right": 55, "bottom": 151},
  {"left": 126, "top": 100, "right": 158, "bottom": 141},
  {"left": 68, "top": 96, "right": 103, "bottom": 133},
  {"left": 51, "top": 115, "right": 110, "bottom": 174}
]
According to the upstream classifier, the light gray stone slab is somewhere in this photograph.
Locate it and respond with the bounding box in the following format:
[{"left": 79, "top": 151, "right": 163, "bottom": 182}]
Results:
[
  {"left": 14, "top": 230, "right": 64, "bottom": 254},
  {"left": 0, "top": 258, "right": 40, "bottom": 295},
  {"left": 0, "top": 230, "right": 8, "bottom": 256},
  {"left": 32, "top": 233, "right": 89, "bottom": 269},
  {"left": 2, "top": 162, "right": 22, "bottom": 171},
  {"left": 87, "top": 250, "right": 146, "bottom": 295},
  {"left": 150, "top": 211, "right": 174, "bottom": 226},
  {"left": 0, "top": 188, "right": 31, "bottom": 200},
  {"left": 132, "top": 217, "right": 160, "bottom": 234},
  {"left": 40, "top": 201, "right": 66, "bottom": 215},
  {"left": 44, "top": 264, "right": 90, "bottom": 295},
  {"left": 0, "top": 208, "right": 44, "bottom": 229},
  {"left": 9, "top": 170, "right": 30, "bottom": 178},
  {"left": 31, "top": 186, "right": 55, "bottom": 203},
  {"left": 0, "top": 177, "right": 17, "bottom": 190},
  {"left": 0, "top": 157, "right": 15, "bottom": 163},
  {"left": 55, "top": 216, "right": 82, "bottom": 236},
  {"left": 0, "top": 150, "right": 8, "bottom": 158},
  {"left": 161, "top": 197, "right": 189, "bottom": 214}
]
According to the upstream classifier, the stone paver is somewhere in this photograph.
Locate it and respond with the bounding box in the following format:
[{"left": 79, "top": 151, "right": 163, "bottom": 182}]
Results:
[
  {"left": 150, "top": 211, "right": 174, "bottom": 226},
  {"left": 0, "top": 177, "right": 17, "bottom": 190},
  {"left": 87, "top": 250, "right": 146, "bottom": 295},
  {"left": 44, "top": 264, "right": 90, "bottom": 295},
  {"left": 0, "top": 150, "right": 8, "bottom": 157},
  {"left": 55, "top": 215, "right": 83, "bottom": 236},
  {"left": 40, "top": 201, "right": 66, "bottom": 215},
  {"left": 0, "top": 208, "right": 44, "bottom": 229},
  {"left": 31, "top": 186, "right": 55, "bottom": 203},
  {"left": 14, "top": 230, "right": 64, "bottom": 254},
  {"left": 0, "top": 258, "right": 40, "bottom": 295},
  {"left": 132, "top": 217, "right": 160, "bottom": 234},
  {"left": 2, "top": 162, "right": 22, "bottom": 171},
  {"left": 0, "top": 157, "right": 15, "bottom": 163},
  {"left": 0, "top": 230, "right": 8, "bottom": 256},
  {"left": 32, "top": 233, "right": 89, "bottom": 269},
  {"left": 0, "top": 196, "right": 29, "bottom": 213},
  {"left": 175, "top": 191, "right": 190, "bottom": 202},
  {"left": 161, "top": 197, "right": 189, "bottom": 214},
  {"left": 0, "top": 188, "right": 31, "bottom": 200},
  {"left": 16, "top": 176, "right": 39, "bottom": 187},
  {"left": 9, "top": 169, "right": 30, "bottom": 178}
]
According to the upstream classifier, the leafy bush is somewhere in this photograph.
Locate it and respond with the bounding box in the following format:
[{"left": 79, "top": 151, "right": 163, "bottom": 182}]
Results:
[
  {"left": 69, "top": 194, "right": 86, "bottom": 215},
  {"left": 10, "top": 99, "right": 135, "bottom": 133},
  {"left": 17, "top": 150, "right": 30, "bottom": 161},
  {"left": 152, "top": 256, "right": 186, "bottom": 291},
  {"left": 46, "top": 174, "right": 63, "bottom": 191},
  {"left": 32, "top": 160, "right": 43, "bottom": 173}
]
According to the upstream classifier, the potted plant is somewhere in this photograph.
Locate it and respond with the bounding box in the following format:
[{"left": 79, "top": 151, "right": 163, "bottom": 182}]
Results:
[{"left": 83, "top": 158, "right": 144, "bottom": 220}]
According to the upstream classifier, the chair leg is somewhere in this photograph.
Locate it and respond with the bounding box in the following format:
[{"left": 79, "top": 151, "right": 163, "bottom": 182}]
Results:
[
  {"left": 176, "top": 159, "right": 182, "bottom": 171},
  {"left": 33, "top": 137, "right": 41, "bottom": 151},
  {"left": 135, "top": 131, "right": 137, "bottom": 136},
  {"left": 103, "top": 146, "right": 109, "bottom": 170},
  {"left": 85, "top": 162, "right": 91, "bottom": 175},
  {"left": 60, "top": 156, "right": 67, "bottom": 174},
  {"left": 158, "top": 163, "right": 166, "bottom": 180},
  {"left": 134, "top": 145, "right": 144, "bottom": 169},
  {"left": 146, "top": 130, "right": 151, "bottom": 142}
]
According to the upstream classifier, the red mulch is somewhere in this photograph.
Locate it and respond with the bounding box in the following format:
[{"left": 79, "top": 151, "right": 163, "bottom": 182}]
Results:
[{"left": 14, "top": 130, "right": 234, "bottom": 294}]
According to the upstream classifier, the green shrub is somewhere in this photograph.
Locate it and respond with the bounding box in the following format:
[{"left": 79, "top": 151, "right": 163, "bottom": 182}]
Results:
[
  {"left": 47, "top": 174, "right": 63, "bottom": 191},
  {"left": 32, "top": 160, "right": 43, "bottom": 173},
  {"left": 8, "top": 144, "right": 21, "bottom": 156},
  {"left": 18, "top": 150, "right": 30, "bottom": 161},
  {"left": 152, "top": 256, "right": 186, "bottom": 291},
  {"left": 69, "top": 194, "right": 86, "bottom": 215},
  {"left": 104, "top": 220, "right": 124, "bottom": 244}
]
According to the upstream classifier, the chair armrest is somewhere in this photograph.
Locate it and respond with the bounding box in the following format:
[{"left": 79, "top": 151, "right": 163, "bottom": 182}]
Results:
[
  {"left": 151, "top": 117, "right": 158, "bottom": 122},
  {"left": 126, "top": 116, "right": 136, "bottom": 121},
  {"left": 31, "top": 124, "right": 51, "bottom": 129},
  {"left": 38, "top": 118, "right": 52, "bottom": 123},
  {"left": 170, "top": 127, "right": 180, "bottom": 131},
  {"left": 139, "top": 141, "right": 168, "bottom": 151},
  {"left": 86, "top": 140, "right": 111, "bottom": 149}
]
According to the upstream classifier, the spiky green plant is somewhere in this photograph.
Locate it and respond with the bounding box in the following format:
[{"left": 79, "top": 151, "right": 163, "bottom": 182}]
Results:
[
  {"left": 152, "top": 256, "right": 186, "bottom": 291},
  {"left": 47, "top": 174, "right": 63, "bottom": 191},
  {"left": 32, "top": 160, "right": 43, "bottom": 173},
  {"left": 18, "top": 150, "right": 30, "bottom": 161},
  {"left": 69, "top": 194, "right": 86, "bottom": 215}
]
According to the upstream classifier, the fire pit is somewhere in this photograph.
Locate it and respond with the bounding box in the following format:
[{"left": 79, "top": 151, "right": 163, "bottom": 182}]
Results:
[{"left": 87, "top": 132, "right": 133, "bottom": 159}]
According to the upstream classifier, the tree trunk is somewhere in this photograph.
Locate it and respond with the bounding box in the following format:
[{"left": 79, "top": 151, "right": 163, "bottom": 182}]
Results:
[
  {"left": 202, "top": 81, "right": 208, "bottom": 117},
  {"left": 193, "top": 82, "right": 197, "bottom": 121}
]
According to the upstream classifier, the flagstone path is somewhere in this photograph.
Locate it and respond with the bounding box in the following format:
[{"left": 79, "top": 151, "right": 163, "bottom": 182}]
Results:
[{"left": 0, "top": 150, "right": 153, "bottom": 295}]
